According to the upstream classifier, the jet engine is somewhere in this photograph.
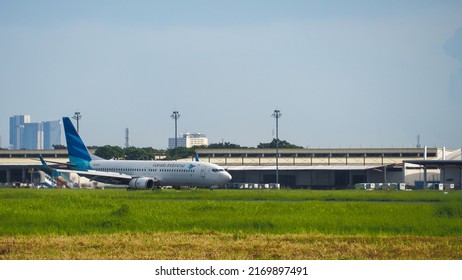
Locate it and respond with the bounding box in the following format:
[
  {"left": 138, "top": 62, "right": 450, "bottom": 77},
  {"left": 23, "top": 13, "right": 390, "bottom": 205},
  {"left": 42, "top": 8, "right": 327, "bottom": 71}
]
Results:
[{"left": 128, "top": 177, "right": 155, "bottom": 189}]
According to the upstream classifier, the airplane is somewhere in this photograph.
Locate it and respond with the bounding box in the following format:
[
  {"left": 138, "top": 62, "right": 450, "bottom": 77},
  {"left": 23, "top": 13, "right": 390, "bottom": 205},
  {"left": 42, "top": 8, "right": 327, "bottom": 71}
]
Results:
[{"left": 49, "top": 117, "right": 232, "bottom": 190}]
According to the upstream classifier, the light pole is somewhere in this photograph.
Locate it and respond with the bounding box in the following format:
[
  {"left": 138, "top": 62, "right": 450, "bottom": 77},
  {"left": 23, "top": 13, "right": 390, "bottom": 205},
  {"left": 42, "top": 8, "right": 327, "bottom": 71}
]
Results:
[
  {"left": 72, "top": 111, "right": 82, "bottom": 189},
  {"left": 72, "top": 111, "right": 82, "bottom": 134},
  {"left": 171, "top": 111, "right": 180, "bottom": 158},
  {"left": 272, "top": 109, "right": 282, "bottom": 187}
]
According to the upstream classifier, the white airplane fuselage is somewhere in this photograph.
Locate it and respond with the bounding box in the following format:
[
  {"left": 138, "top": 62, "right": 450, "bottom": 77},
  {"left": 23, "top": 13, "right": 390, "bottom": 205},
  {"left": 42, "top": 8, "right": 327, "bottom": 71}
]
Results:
[{"left": 90, "top": 159, "right": 231, "bottom": 187}]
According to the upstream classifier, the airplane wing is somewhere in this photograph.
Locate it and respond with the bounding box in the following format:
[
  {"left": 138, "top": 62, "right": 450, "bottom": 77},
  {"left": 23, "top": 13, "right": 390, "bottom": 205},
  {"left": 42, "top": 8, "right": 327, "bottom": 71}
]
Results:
[
  {"left": 53, "top": 168, "right": 135, "bottom": 185},
  {"left": 41, "top": 155, "right": 134, "bottom": 185},
  {"left": 38, "top": 155, "right": 76, "bottom": 169}
]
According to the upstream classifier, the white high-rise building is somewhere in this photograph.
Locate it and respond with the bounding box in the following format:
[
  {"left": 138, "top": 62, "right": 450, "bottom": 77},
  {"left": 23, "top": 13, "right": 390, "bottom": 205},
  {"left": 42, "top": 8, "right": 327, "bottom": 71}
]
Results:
[{"left": 168, "top": 133, "right": 208, "bottom": 149}]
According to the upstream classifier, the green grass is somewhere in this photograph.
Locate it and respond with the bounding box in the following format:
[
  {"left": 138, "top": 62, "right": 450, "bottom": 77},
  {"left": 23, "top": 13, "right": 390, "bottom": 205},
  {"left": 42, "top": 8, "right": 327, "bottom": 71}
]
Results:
[{"left": 1, "top": 188, "right": 462, "bottom": 237}]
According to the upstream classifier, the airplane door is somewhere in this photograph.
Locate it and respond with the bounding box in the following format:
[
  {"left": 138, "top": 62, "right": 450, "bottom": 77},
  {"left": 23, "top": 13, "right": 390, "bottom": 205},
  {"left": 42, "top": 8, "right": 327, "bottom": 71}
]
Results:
[{"left": 200, "top": 167, "right": 206, "bottom": 178}]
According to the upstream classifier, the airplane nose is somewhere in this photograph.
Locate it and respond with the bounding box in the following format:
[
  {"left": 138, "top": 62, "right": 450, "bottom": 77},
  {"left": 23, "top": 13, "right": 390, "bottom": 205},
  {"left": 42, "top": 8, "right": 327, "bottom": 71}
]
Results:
[{"left": 222, "top": 171, "right": 232, "bottom": 182}]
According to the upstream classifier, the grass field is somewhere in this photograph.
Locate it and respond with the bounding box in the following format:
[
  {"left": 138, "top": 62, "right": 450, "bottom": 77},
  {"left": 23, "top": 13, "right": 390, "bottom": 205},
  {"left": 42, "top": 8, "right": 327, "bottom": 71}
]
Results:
[{"left": 1, "top": 188, "right": 462, "bottom": 259}]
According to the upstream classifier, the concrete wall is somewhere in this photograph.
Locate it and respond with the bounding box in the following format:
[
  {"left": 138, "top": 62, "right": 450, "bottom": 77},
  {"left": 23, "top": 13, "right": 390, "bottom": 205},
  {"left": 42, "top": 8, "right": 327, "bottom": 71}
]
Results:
[{"left": 441, "top": 167, "right": 462, "bottom": 185}]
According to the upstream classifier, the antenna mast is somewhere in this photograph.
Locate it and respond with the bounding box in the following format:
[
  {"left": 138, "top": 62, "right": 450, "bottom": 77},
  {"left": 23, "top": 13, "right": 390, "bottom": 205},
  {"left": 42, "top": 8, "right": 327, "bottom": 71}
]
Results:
[{"left": 125, "top": 128, "right": 130, "bottom": 148}]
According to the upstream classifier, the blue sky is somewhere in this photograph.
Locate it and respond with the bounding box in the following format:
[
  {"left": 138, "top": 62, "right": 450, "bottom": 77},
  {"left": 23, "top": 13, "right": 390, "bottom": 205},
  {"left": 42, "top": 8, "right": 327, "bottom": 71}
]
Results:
[{"left": 1, "top": 0, "right": 462, "bottom": 149}]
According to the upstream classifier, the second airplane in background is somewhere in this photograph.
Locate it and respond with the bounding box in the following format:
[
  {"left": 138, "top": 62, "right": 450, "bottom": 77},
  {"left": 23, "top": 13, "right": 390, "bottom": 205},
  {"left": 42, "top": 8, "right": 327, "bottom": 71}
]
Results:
[{"left": 55, "top": 117, "right": 232, "bottom": 190}]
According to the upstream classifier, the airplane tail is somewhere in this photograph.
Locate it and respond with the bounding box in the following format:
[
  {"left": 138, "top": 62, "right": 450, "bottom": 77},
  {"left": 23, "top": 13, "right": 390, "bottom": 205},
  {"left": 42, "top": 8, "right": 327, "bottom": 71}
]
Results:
[
  {"left": 38, "top": 154, "right": 72, "bottom": 186},
  {"left": 62, "top": 117, "right": 101, "bottom": 170},
  {"left": 39, "top": 154, "right": 50, "bottom": 171}
]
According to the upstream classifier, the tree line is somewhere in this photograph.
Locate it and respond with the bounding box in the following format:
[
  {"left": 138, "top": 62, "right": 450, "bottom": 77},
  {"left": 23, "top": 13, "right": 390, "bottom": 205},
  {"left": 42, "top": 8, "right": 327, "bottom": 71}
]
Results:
[{"left": 53, "top": 138, "right": 303, "bottom": 160}]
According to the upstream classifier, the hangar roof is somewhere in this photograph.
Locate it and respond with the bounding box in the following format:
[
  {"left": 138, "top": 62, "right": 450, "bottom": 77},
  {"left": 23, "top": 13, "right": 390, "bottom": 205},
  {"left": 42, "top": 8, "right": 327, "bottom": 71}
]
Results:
[
  {"left": 404, "top": 160, "right": 462, "bottom": 167},
  {"left": 197, "top": 147, "right": 437, "bottom": 158},
  {"left": 224, "top": 165, "right": 386, "bottom": 171}
]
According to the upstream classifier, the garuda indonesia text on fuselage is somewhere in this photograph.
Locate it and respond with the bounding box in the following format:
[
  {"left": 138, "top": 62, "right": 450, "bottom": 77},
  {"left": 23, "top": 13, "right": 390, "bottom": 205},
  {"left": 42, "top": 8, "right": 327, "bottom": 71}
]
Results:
[{"left": 56, "top": 117, "right": 232, "bottom": 189}]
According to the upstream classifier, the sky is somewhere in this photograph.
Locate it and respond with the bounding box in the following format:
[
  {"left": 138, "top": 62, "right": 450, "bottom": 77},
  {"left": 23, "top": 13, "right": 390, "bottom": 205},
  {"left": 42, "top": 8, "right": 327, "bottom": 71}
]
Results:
[{"left": 1, "top": 0, "right": 462, "bottom": 149}]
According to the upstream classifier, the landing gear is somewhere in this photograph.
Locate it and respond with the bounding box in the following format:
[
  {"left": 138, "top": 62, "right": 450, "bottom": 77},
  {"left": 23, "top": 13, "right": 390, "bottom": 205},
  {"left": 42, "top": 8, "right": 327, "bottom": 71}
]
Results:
[{"left": 172, "top": 185, "right": 197, "bottom": 190}]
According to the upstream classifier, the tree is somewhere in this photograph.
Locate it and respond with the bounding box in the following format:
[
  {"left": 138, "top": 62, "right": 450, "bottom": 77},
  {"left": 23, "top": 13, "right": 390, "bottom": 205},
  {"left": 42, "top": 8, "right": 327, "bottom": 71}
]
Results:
[
  {"left": 208, "top": 142, "right": 244, "bottom": 149},
  {"left": 52, "top": 144, "right": 66, "bottom": 150},
  {"left": 94, "top": 145, "right": 165, "bottom": 160},
  {"left": 165, "top": 146, "right": 197, "bottom": 160},
  {"left": 124, "top": 146, "right": 147, "bottom": 160},
  {"left": 257, "top": 138, "right": 303, "bottom": 149},
  {"left": 124, "top": 147, "right": 163, "bottom": 160},
  {"left": 95, "top": 145, "right": 124, "bottom": 159},
  {"left": 139, "top": 147, "right": 164, "bottom": 160}
]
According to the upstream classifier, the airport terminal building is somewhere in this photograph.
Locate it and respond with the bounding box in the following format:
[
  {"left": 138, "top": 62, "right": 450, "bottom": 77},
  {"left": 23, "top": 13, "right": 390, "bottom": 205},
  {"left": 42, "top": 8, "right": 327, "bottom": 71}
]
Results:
[
  {"left": 196, "top": 147, "right": 462, "bottom": 190},
  {"left": 1, "top": 147, "right": 461, "bottom": 189}
]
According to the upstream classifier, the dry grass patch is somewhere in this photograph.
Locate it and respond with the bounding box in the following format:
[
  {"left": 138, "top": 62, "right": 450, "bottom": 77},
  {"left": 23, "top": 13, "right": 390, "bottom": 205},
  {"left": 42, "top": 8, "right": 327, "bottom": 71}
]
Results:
[{"left": 2, "top": 233, "right": 461, "bottom": 260}]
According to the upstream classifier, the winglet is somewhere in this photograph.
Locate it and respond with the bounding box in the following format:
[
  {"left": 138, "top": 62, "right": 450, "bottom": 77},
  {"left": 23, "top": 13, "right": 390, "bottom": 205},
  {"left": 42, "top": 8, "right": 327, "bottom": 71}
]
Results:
[{"left": 195, "top": 154, "right": 200, "bottom": 162}]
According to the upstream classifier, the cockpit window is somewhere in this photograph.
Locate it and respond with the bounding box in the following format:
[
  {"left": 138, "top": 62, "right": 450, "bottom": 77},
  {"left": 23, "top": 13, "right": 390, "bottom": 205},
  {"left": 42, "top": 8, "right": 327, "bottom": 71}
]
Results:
[{"left": 212, "top": 168, "right": 225, "bottom": 172}]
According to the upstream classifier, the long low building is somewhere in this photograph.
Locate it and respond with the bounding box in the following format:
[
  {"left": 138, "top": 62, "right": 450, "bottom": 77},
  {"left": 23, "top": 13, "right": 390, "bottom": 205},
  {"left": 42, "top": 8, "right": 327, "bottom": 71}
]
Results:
[
  {"left": 0, "top": 149, "right": 77, "bottom": 184},
  {"left": 224, "top": 164, "right": 395, "bottom": 189},
  {"left": 195, "top": 147, "right": 460, "bottom": 189},
  {"left": 1, "top": 147, "right": 460, "bottom": 189}
]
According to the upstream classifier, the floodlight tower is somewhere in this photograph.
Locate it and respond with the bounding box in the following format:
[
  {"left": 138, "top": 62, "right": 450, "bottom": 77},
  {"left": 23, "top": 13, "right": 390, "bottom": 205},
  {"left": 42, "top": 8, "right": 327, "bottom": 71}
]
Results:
[
  {"left": 72, "top": 111, "right": 82, "bottom": 133},
  {"left": 72, "top": 111, "right": 82, "bottom": 188},
  {"left": 272, "top": 109, "right": 282, "bottom": 187},
  {"left": 171, "top": 110, "right": 180, "bottom": 158}
]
